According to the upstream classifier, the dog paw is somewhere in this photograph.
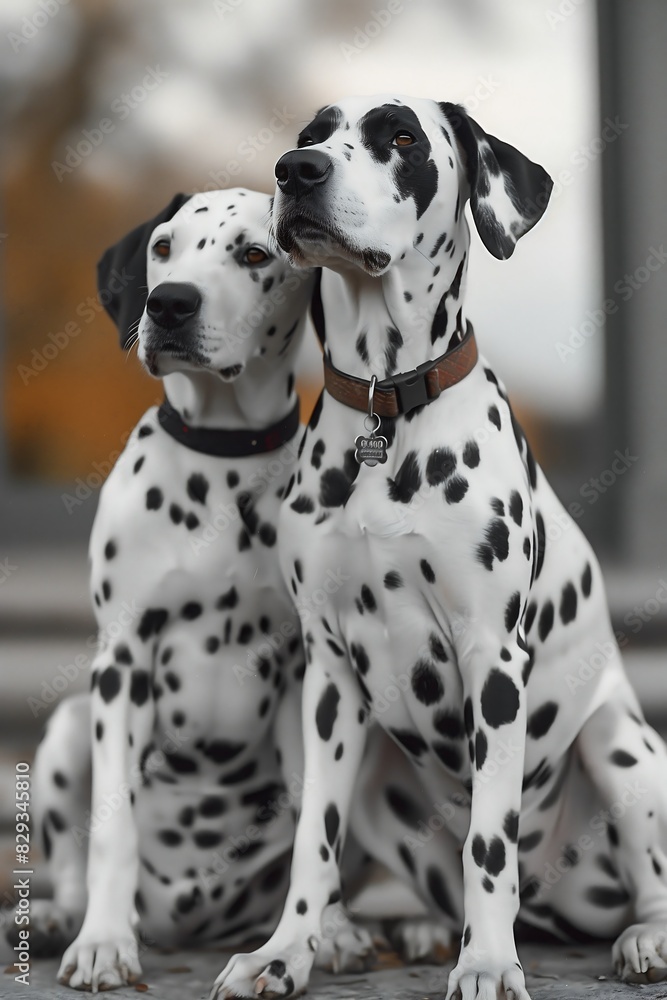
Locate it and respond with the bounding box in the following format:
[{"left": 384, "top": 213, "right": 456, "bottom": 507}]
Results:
[
  {"left": 57, "top": 930, "right": 141, "bottom": 991},
  {"left": 389, "top": 916, "right": 453, "bottom": 964},
  {"left": 5, "top": 900, "right": 82, "bottom": 959},
  {"left": 613, "top": 922, "right": 667, "bottom": 983},
  {"left": 446, "top": 959, "right": 530, "bottom": 1000},
  {"left": 210, "top": 944, "right": 315, "bottom": 999},
  {"left": 314, "top": 914, "right": 375, "bottom": 973}
]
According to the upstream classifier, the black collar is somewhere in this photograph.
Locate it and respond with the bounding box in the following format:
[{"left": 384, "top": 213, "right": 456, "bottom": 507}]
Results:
[{"left": 157, "top": 397, "right": 300, "bottom": 457}]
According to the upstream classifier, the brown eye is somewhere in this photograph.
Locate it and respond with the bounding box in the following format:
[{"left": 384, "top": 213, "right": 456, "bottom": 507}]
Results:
[
  {"left": 393, "top": 132, "right": 415, "bottom": 147},
  {"left": 244, "top": 246, "right": 269, "bottom": 265},
  {"left": 298, "top": 136, "right": 314, "bottom": 147},
  {"left": 153, "top": 239, "right": 171, "bottom": 259}
]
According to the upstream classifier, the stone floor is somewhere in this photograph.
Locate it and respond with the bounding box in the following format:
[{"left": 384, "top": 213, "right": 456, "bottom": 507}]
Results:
[{"left": 5, "top": 943, "right": 667, "bottom": 1000}]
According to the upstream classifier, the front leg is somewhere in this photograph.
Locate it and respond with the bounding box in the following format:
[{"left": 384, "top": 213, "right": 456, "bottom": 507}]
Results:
[
  {"left": 58, "top": 643, "right": 154, "bottom": 991},
  {"left": 447, "top": 628, "right": 530, "bottom": 1000},
  {"left": 211, "top": 634, "right": 367, "bottom": 999}
]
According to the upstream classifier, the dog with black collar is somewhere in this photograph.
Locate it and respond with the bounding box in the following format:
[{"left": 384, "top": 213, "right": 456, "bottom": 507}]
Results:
[
  {"left": 211, "top": 99, "right": 667, "bottom": 1000},
  {"left": 21, "top": 188, "right": 379, "bottom": 992}
]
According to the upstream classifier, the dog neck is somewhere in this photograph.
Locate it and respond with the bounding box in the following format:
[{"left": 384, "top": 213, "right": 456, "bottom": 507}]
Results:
[
  {"left": 319, "top": 226, "right": 471, "bottom": 381},
  {"left": 162, "top": 350, "right": 299, "bottom": 431}
]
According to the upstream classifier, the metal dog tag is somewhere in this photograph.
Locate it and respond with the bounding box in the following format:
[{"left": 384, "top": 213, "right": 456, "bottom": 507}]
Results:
[{"left": 355, "top": 413, "right": 388, "bottom": 467}]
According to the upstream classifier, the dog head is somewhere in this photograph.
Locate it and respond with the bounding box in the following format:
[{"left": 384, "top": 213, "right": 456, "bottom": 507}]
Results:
[
  {"left": 97, "top": 188, "right": 313, "bottom": 380},
  {"left": 273, "top": 95, "right": 553, "bottom": 275}
]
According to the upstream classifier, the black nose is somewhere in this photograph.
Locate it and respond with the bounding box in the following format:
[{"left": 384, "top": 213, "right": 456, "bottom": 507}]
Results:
[
  {"left": 146, "top": 282, "right": 201, "bottom": 328},
  {"left": 275, "top": 149, "right": 332, "bottom": 198}
]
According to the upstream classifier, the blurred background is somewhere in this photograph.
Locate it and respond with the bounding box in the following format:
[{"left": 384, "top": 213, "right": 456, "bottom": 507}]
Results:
[{"left": 1, "top": 0, "right": 666, "bottom": 910}]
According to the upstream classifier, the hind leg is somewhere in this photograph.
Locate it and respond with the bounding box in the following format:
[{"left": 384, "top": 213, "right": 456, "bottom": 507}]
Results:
[
  {"left": 6, "top": 694, "right": 90, "bottom": 957},
  {"left": 349, "top": 727, "right": 463, "bottom": 963},
  {"left": 576, "top": 680, "right": 667, "bottom": 982}
]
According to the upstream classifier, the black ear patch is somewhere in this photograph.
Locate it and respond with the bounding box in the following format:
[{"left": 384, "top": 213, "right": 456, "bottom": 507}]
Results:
[
  {"left": 440, "top": 103, "right": 553, "bottom": 260},
  {"left": 97, "top": 193, "right": 191, "bottom": 348}
]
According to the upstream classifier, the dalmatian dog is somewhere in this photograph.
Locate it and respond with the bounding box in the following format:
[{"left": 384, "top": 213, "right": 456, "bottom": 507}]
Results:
[
  {"left": 211, "top": 97, "right": 667, "bottom": 1000},
  {"left": 18, "top": 188, "right": 379, "bottom": 991}
]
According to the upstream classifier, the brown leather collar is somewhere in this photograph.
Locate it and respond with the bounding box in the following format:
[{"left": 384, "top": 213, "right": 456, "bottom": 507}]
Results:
[{"left": 323, "top": 324, "right": 478, "bottom": 418}]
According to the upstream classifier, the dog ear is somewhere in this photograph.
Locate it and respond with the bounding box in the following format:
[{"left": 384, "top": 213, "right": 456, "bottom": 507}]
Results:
[
  {"left": 439, "top": 103, "right": 553, "bottom": 260},
  {"left": 96, "top": 193, "right": 192, "bottom": 348}
]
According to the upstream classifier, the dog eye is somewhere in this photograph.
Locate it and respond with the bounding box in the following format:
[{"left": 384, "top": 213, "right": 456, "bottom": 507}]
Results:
[
  {"left": 298, "top": 136, "right": 314, "bottom": 148},
  {"left": 392, "top": 132, "right": 416, "bottom": 147},
  {"left": 153, "top": 239, "right": 171, "bottom": 259},
  {"left": 244, "top": 246, "right": 269, "bottom": 265}
]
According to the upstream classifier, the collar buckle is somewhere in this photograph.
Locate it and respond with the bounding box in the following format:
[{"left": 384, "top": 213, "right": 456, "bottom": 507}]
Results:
[{"left": 382, "top": 360, "right": 437, "bottom": 414}]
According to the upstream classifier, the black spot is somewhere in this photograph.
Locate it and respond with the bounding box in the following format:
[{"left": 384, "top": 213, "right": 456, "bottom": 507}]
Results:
[
  {"left": 464, "top": 697, "right": 474, "bottom": 736},
  {"left": 463, "top": 441, "right": 480, "bottom": 468},
  {"left": 203, "top": 739, "right": 245, "bottom": 764},
  {"left": 220, "top": 760, "right": 257, "bottom": 785},
  {"left": 199, "top": 796, "right": 227, "bottom": 818},
  {"left": 385, "top": 326, "right": 404, "bottom": 374},
  {"left": 411, "top": 660, "right": 444, "bottom": 705},
  {"left": 166, "top": 752, "right": 198, "bottom": 774},
  {"left": 581, "top": 562, "right": 592, "bottom": 597},
  {"left": 481, "top": 669, "right": 520, "bottom": 728},
  {"left": 426, "top": 448, "right": 457, "bottom": 486},
  {"left": 434, "top": 709, "right": 463, "bottom": 739},
  {"left": 534, "top": 512, "right": 546, "bottom": 580},
  {"left": 258, "top": 523, "right": 276, "bottom": 547},
  {"left": 350, "top": 642, "right": 370, "bottom": 675},
  {"left": 483, "top": 877, "right": 494, "bottom": 893},
  {"left": 95, "top": 720, "right": 103, "bottom": 741},
  {"left": 488, "top": 405, "right": 501, "bottom": 430},
  {"left": 320, "top": 845, "right": 329, "bottom": 862},
  {"left": 509, "top": 490, "right": 523, "bottom": 526},
  {"left": 290, "top": 494, "right": 315, "bottom": 514},
  {"left": 491, "top": 497, "right": 505, "bottom": 516},
  {"left": 296, "top": 899, "right": 308, "bottom": 915},
  {"left": 316, "top": 683, "right": 340, "bottom": 741},
  {"left": 99, "top": 666, "right": 121, "bottom": 703},
  {"left": 538, "top": 602, "right": 554, "bottom": 642},
  {"left": 433, "top": 741, "right": 462, "bottom": 771},
  {"left": 398, "top": 843, "right": 416, "bottom": 874},
  {"left": 138, "top": 608, "right": 168, "bottom": 641},
  {"left": 445, "top": 476, "right": 468, "bottom": 504},
  {"left": 463, "top": 925, "right": 471, "bottom": 946},
  {"left": 586, "top": 885, "right": 630, "bottom": 908},
  {"left": 182, "top": 601, "right": 203, "bottom": 620},
  {"left": 385, "top": 786, "right": 423, "bottom": 829},
  {"left": 518, "top": 830, "right": 544, "bottom": 852},
  {"left": 355, "top": 331, "right": 370, "bottom": 365},
  {"left": 158, "top": 829, "right": 183, "bottom": 847},
  {"left": 187, "top": 473, "right": 209, "bottom": 505},
  {"left": 420, "top": 559, "right": 436, "bottom": 583},
  {"left": 384, "top": 570, "right": 403, "bottom": 589},
  {"left": 426, "top": 866, "right": 456, "bottom": 918},
  {"left": 133, "top": 456, "right": 145, "bottom": 474},
  {"left": 325, "top": 803, "right": 340, "bottom": 846},
  {"left": 390, "top": 728, "right": 429, "bottom": 757},
  {"left": 169, "top": 503, "right": 183, "bottom": 524},
  {"left": 361, "top": 584, "right": 377, "bottom": 611},
  {"left": 53, "top": 770, "right": 68, "bottom": 789},
  {"left": 104, "top": 540, "right": 117, "bottom": 560},
  {"left": 217, "top": 586, "right": 238, "bottom": 610},
  {"left": 146, "top": 487, "right": 163, "bottom": 510},
  {"left": 610, "top": 749, "right": 638, "bottom": 767},
  {"left": 524, "top": 601, "right": 537, "bottom": 635},
  {"left": 164, "top": 671, "right": 181, "bottom": 692},
  {"left": 527, "top": 702, "right": 558, "bottom": 739},
  {"left": 102, "top": 580, "right": 111, "bottom": 601},
  {"left": 194, "top": 830, "right": 222, "bottom": 848},
  {"left": 505, "top": 592, "right": 521, "bottom": 633},
  {"left": 130, "top": 670, "right": 150, "bottom": 706},
  {"left": 429, "top": 633, "right": 448, "bottom": 663},
  {"left": 504, "top": 810, "right": 519, "bottom": 843},
  {"left": 206, "top": 636, "right": 220, "bottom": 653},
  {"left": 475, "top": 730, "right": 488, "bottom": 770},
  {"left": 560, "top": 582, "right": 578, "bottom": 625},
  {"left": 115, "top": 643, "right": 133, "bottom": 665},
  {"left": 387, "top": 451, "right": 422, "bottom": 504}
]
